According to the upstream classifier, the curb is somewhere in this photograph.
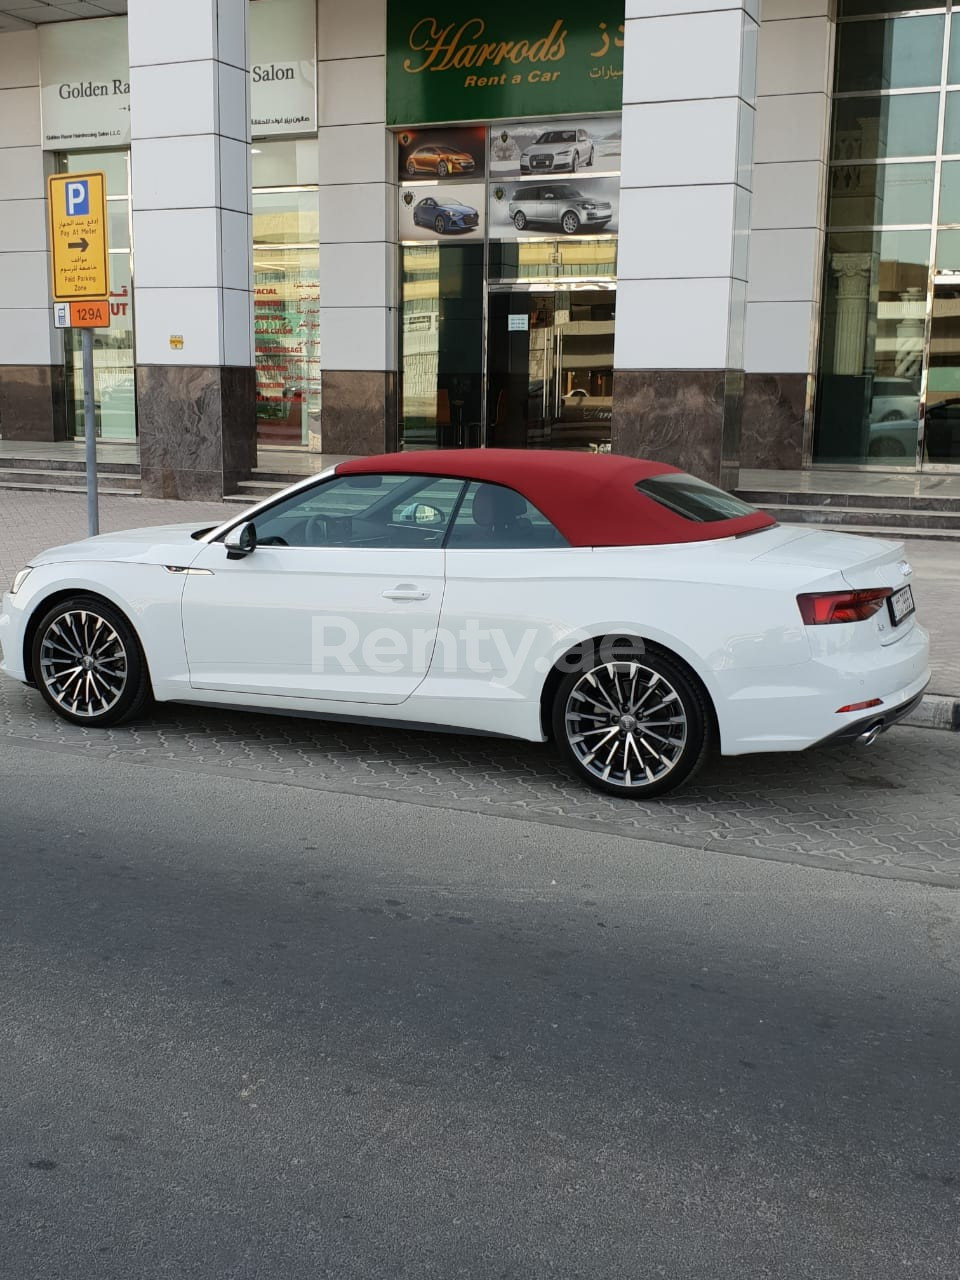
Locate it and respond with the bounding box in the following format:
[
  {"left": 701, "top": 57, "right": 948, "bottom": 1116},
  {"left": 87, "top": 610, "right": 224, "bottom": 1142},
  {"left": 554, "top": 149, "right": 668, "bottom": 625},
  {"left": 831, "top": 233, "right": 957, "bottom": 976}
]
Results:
[{"left": 904, "top": 694, "right": 960, "bottom": 732}]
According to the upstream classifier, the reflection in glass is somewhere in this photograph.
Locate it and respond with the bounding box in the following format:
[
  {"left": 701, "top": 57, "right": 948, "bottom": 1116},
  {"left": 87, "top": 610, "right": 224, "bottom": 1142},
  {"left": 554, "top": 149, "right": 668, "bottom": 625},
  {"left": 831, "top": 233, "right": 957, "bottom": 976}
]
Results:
[
  {"left": 827, "top": 161, "right": 935, "bottom": 227},
  {"left": 60, "top": 150, "right": 135, "bottom": 442},
  {"left": 937, "top": 159, "right": 960, "bottom": 223},
  {"left": 839, "top": 0, "right": 941, "bottom": 16},
  {"left": 399, "top": 244, "right": 484, "bottom": 450},
  {"left": 835, "top": 17, "right": 943, "bottom": 93},
  {"left": 831, "top": 94, "right": 939, "bottom": 161},
  {"left": 925, "top": 284, "right": 960, "bottom": 463},
  {"left": 814, "top": 229, "right": 928, "bottom": 466},
  {"left": 489, "top": 238, "right": 617, "bottom": 281},
  {"left": 253, "top": 245, "right": 320, "bottom": 447},
  {"left": 252, "top": 189, "right": 319, "bottom": 245},
  {"left": 487, "top": 290, "right": 614, "bottom": 452}
]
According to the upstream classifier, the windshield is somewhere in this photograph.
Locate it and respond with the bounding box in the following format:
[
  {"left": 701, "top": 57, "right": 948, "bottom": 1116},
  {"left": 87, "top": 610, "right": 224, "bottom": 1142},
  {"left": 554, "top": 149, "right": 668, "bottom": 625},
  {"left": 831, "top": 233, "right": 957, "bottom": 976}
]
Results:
[
  {"left": 536, "top": 131, "right": 576, "bottom": 144},
  {"left": 551, "top": 187, "right": 581, "bottom": 198}
]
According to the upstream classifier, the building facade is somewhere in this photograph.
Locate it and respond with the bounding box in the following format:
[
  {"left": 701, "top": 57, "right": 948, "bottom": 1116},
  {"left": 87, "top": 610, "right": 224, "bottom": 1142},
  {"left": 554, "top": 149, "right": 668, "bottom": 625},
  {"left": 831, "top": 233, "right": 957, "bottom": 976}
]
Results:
[{"left": 0, "top": 0, "right": 958, "bottom": 499}]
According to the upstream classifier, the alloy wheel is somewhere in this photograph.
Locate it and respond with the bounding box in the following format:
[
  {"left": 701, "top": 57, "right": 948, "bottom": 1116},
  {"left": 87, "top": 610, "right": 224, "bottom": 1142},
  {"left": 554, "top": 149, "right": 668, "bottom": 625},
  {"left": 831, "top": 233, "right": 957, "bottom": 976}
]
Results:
[
  {"left": 38, "top": 609, "right": 128, "bottom": 719},
  {"left": 561, "top": 211, "right": 580, "bottom": 234},
  {"left": 514, "top": 211, "right": 527, "bottom": 230},
  {"left": 563, "top": 659, "right": 688, "bottom": 789}
]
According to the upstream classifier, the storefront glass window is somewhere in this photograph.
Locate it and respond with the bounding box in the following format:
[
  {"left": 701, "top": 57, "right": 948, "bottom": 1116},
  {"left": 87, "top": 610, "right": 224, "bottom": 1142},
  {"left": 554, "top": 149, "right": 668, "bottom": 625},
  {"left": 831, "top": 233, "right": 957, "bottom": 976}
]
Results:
[
  {"left": 831, "top": 94, "right": 939, "bottom": 160},
  {"left": 839, "top": 0, "right": 942, "bottom": 16},
  {"left": 59, "top": 150, "right": 134, "bottom": 442},
  {"left": 815, "top": 6, "right": 960, "bottom": 469},
  {"left": 397, "top": 116, "right": 620, "bottom": 451},
  {"left": 400, "top": 243, "right": 484, "bottom": 450},
  {"left": 835, "top": 16, "right": 944, "bottom": 92},
  {"left": 253, "top": 144, "right": 319, "bottom": 447}
]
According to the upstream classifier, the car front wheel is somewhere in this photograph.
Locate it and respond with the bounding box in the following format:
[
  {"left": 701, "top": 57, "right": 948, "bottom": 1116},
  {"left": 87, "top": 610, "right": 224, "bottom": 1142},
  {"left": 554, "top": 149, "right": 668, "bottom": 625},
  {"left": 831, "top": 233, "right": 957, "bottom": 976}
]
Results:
[
  {"left": 32, "top": 595, "right": 152, "bottom": 727},
  {"left": 571, "top": 153, "right": 579, "bottom": 172},
  {"left": 552, "top": 645, "right": 711, "bottom": 798},
  {"left": 560, "top": 210, "right": 581, "bottom": 235},
  {"left": 434, "top": 215, "right": 446, "bottom": 234}
]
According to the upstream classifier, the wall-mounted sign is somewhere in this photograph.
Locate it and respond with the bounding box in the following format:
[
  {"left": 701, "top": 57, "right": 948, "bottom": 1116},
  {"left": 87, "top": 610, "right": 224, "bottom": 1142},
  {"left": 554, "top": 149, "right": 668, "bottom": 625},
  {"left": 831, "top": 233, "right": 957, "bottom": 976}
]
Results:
[
  {"left": 38, "top": 0, "right": 317, "bottom": 150},
  {"left": 399, "top": 181, "right": 486, "bottom": 242},
  {"left": 46, "top": 171, "right": 110, "bottom": 300},
  {"left": 249, "top": 0, "right": 318, "bottom": 138},
  {"left": 39, "top": 17, "right": 130, "bottom": 149},
  {"left": 398, "top": 125, "right": 486, "bottom": 181},
  {"left": 507, "top": 314, "right": 528, "bottom": 331},
  {"left": 387, "top": 0, "right": 625, "bottom": 126},
  {"left": 489, "top": 173, "right": 620, "bottom": 240}
]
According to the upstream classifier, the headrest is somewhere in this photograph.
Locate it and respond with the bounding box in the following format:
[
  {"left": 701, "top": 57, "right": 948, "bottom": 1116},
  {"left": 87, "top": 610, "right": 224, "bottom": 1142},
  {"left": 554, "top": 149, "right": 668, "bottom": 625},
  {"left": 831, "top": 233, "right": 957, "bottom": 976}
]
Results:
[{"left": 472, "top": 484, "right": 527, "bottom": 527}]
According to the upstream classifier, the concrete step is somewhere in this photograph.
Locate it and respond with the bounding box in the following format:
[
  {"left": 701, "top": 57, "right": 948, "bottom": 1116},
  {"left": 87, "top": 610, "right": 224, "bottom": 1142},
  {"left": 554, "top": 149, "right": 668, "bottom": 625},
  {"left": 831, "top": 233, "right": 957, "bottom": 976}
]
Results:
[
  {"left": 0, "top": 478, "right": 141, "bottom": 497},
  {"left": 757, "top": 502, "right": 960, "bottom": 533},
  {"left": 231, "top": 478, "right": 289, "bottom": 499},
  {"left": 738, "top": 487, "right": 960, "bottom": 514},
  {"left": 0, "top": 467, "right": 141, "bottom": 494},
  {"left": 0, "top": 454, "right": 140, "bottom": 476}
]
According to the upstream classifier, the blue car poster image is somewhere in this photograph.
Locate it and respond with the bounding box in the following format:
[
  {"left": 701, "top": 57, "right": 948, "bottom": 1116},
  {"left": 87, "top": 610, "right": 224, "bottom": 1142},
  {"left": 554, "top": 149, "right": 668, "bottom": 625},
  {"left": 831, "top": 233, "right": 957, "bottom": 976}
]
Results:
[{"left": 400, "top": 181, "right": 485, "bottom": 241}]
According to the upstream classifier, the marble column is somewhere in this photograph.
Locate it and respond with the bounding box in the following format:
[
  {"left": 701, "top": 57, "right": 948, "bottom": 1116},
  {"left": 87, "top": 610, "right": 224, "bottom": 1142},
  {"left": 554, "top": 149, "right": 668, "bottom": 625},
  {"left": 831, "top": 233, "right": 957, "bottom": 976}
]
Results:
[
  {"left": 612, "top": 0, "right": 758, "bottom": 490},
  {"left": 895, "top": 287, "right": 925, "bottom": 380},
  {"left": 128, "top": 0, "right": 255, "bottom": 499},
  {"left": 831, "top": 252, "right": 873, "bottom": 377},
  {"left": 742, "top": 0, "right": 834, "bottom": 471}
]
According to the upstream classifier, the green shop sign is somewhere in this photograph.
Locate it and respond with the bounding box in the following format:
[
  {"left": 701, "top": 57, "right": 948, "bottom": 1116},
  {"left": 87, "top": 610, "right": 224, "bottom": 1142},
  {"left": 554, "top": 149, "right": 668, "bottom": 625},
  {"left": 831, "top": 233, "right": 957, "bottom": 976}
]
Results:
[{"left": 387, "top": 0, "right": 625, "bottom": 126}]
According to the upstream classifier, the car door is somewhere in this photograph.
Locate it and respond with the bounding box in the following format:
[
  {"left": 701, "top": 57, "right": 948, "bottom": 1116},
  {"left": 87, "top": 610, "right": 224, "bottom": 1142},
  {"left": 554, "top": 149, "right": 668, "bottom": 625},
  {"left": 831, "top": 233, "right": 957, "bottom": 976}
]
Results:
[
  {"left": 180, "top": 473, "right": 465, "bottom": 705},
  {"left": 539, "top": 186, "right": 558, "bottom": 226}
]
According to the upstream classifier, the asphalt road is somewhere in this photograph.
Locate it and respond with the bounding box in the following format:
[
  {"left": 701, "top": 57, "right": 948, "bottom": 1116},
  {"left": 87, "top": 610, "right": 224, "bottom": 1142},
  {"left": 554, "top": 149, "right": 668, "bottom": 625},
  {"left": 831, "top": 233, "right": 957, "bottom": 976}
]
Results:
[{"left": 2, "top": 737, "right": 960, "bottom": 1279}]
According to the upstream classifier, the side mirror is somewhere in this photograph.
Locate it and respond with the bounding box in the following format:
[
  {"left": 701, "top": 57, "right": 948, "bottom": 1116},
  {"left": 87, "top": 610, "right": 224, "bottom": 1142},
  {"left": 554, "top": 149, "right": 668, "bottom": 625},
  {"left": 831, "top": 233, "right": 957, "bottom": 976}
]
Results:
[{"left": 224, "top": 521, "right": 257, "bottom": 560}]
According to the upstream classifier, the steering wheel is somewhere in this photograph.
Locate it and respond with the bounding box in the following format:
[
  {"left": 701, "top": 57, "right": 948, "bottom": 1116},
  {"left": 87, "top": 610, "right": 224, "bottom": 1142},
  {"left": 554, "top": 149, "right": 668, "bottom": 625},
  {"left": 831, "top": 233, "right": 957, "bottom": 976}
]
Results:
[{"left": 304, "top": 514, "right": 328, "bottom": 546}]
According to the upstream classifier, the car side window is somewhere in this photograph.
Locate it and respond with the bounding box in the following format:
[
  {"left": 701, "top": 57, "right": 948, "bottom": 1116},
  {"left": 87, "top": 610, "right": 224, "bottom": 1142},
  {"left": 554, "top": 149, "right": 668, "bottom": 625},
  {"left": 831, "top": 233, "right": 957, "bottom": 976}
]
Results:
[
  {"left": 247, "top": 474, "right": 466, "bottom": 549},
  {"left": 445, "top": 481, "right": 569, "bottom": 550}
]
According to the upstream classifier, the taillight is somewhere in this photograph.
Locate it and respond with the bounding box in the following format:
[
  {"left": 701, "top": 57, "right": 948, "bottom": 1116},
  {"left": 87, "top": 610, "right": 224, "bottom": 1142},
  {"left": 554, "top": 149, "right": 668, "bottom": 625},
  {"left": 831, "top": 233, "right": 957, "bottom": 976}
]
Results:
[{"left": 797, "top": 588, "right": 891, "bottom": 625}]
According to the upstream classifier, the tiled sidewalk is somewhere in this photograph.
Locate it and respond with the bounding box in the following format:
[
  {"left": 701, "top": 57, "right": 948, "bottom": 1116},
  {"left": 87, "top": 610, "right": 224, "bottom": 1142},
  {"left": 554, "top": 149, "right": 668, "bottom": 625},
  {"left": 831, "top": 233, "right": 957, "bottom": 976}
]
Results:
[{"left": 0, "top": 488, "right": 957, "bottom": 695}]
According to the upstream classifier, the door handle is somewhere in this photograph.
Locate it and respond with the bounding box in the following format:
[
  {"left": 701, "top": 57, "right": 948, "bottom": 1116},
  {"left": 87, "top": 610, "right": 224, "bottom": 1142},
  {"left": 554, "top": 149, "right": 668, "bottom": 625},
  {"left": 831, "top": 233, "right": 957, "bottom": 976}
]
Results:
[{"left": 382, "top": 585, "right": 430, "bottom": 601}]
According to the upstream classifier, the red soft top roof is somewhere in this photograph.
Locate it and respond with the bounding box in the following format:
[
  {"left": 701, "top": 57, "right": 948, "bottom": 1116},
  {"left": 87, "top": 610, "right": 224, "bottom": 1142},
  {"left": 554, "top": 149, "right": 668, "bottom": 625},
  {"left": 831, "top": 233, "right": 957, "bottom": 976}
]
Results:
[{"left": 336, "top": 450, "right": 774, "bottom": 547}]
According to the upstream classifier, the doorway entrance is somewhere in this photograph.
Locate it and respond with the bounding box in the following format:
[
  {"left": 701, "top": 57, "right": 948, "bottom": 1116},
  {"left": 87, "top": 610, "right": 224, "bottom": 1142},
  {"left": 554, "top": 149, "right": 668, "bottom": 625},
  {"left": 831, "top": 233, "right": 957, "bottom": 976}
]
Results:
[{"left": 486, "top": 288, "right": 614, "bottom": 451}]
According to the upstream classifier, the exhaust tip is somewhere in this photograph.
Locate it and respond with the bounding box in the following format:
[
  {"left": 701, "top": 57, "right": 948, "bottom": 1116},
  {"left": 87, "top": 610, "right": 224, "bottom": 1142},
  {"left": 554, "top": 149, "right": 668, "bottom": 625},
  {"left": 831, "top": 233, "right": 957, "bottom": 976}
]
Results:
[{"left": 857, "top": 721, "right": 884, "bottom": 747}]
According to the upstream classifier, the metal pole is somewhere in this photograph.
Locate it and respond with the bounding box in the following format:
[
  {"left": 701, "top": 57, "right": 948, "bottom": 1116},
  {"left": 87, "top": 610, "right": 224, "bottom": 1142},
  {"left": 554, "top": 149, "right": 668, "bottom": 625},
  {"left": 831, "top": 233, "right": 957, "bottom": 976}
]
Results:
[{"left": 81, "top": 326, "right": 99, "bottom": 537}]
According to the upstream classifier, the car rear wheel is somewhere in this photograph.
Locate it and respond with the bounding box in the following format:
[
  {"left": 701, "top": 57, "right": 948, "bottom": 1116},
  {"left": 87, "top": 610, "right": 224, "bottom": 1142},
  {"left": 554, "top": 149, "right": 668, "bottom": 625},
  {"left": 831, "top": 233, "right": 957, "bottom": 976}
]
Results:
[
  {"left": 552, "top": 646, "right": 711, "bottom": 798},
  {"left": 513, "top": 210, "right": 527, "bottom": 230},
  {"left": 406, "top": 160, "right": 416, "bottom": 175},
  {"left": 561, "top": 210, "right": 581, "bottom": 235},
  {"left": 437, "top": 160, "right": 448, "bottom": 176},
  {"left": 434, "top": 215, "right": 446, "bottom": 234},
  {"left": 32, "top": 595, "right": 152, "bottom": 727}
]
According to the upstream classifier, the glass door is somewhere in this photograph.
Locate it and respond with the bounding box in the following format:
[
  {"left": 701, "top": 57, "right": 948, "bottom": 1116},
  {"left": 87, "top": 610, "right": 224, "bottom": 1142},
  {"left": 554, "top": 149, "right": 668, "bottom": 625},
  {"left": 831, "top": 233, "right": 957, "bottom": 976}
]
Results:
[
  {"left": 486, "top": 287, "right": 614, "bottom": 450},
  {"left": 922, "top": 276, "right": 960, "bottom": 468}
]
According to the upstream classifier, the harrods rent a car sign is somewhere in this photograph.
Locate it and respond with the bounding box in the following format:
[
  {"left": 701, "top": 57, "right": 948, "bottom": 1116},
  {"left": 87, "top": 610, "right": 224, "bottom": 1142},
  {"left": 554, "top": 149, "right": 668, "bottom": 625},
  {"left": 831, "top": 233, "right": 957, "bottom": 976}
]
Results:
[{"left": 387, "top": 0, "right": 625, "bottom": 125}]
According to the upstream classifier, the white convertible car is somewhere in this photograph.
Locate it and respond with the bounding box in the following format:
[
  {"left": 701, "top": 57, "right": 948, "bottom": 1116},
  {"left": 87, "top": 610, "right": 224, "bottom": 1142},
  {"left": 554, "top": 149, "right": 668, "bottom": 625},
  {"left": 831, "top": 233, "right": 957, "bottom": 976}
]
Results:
[{"left": 0, "top": 451, "right": 929, "bottom": 798}]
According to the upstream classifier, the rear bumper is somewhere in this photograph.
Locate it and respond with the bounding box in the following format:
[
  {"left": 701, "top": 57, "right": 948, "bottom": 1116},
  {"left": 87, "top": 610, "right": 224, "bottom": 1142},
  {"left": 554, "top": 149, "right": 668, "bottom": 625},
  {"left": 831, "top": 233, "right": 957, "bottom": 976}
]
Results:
[{"left": 811, "top": 684, "right": 928, "bottom": 747}]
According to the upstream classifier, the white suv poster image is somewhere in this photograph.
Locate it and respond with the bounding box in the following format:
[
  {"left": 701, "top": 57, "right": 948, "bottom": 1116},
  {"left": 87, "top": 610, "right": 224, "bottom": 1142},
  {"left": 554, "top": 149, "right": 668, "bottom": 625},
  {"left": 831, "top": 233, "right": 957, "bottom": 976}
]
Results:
[{"left": 489, "top": 176, "right": 620, "bottom": 239}]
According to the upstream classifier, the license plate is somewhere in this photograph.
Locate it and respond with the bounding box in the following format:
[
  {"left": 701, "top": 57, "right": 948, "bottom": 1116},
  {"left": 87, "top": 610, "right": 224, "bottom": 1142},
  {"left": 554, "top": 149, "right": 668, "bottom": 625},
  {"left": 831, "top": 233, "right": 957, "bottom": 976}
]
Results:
[{"left": 888, "top": 584, "right": 915, "bottom": 626}]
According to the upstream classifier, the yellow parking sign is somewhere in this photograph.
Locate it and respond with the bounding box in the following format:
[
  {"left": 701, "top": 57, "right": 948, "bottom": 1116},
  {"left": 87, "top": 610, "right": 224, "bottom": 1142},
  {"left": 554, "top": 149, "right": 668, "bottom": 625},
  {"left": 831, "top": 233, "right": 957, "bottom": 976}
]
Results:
[{"left": 47, "top": 171, "right": 109, "bottom": 302}]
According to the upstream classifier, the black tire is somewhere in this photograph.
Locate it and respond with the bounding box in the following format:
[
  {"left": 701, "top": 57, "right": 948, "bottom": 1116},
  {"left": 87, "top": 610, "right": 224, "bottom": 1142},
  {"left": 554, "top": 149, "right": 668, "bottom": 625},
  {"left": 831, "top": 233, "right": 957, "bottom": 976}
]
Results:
[
  {"left": 406, "top": 159, "right": 416, "bottom": 175},
  {"left": 435, "top": 215, "right": 446, "bottom": 234},
  {"left": 868, "top": 436, "right": 906, "bottom": 458},
  {"left": 31, "top": 594, "right": 153, "bottom": 727},
  {"left": 571, "top": 152, "right": 579, "bottom": 172},
  {"left": 588, "top": 147, "right": 595, "bottom": 167},
  {"left": 437, "top": 160, "right": 448, "bottom": 177},
  {"left": 551, "top": 643, "right": 712, "bottom": 798},
  {"left": 560, "top": 210, "right": 581, "bottom": 235},
  {"left": 513, "top": 210, "right": 527, "bottom": 230}
]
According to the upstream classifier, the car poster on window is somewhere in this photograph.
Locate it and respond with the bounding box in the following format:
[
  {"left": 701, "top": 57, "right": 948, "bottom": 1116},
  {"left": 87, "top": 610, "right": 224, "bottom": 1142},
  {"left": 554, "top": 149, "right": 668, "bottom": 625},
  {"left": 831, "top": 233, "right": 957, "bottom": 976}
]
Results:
[
  {"left": 398, "top": 126, "right": 486, "bottom": 181},
  {"left": 488, "top": 175, "right": 619, "bottom": 240},
  {"left": 400, "top": 182, "right": 486, "bottom": 242},
  {"left": 489, "top": 118, "right": 621, "bottom": 180}
]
